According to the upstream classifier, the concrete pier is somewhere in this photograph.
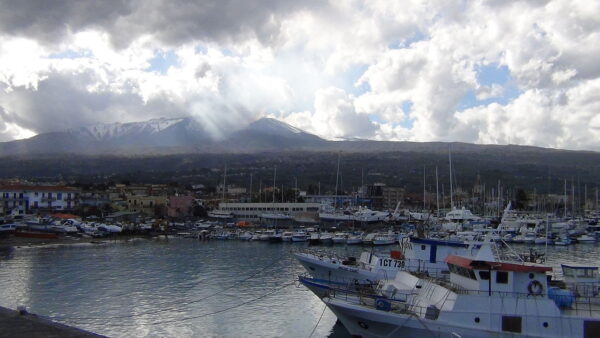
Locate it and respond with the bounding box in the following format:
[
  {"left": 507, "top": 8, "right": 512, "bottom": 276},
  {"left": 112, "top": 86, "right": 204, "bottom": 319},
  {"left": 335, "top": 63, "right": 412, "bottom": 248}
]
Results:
[{"left": 0, "top": 306, "right": 104, "bottom": 338}]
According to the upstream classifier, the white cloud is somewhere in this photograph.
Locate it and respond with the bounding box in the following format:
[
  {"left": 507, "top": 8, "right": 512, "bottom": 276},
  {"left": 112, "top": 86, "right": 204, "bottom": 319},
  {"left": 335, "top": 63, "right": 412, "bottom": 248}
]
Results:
[{"left": 0, "top": 0, "right": 598, "bottom": 151}]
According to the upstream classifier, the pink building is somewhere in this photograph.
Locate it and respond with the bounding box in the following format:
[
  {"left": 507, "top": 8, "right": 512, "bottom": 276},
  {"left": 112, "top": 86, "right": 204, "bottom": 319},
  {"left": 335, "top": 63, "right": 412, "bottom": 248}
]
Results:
[{"left": 167, "top": 196, "right": 195, "bottom": 218}]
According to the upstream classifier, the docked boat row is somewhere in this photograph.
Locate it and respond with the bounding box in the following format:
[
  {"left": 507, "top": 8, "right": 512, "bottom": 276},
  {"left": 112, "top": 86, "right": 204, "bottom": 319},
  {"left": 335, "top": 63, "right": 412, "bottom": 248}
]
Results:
[
  {"left": 204, "top": 228, "right": 406, "bottom": 246},
  {"left": 296, "top": 235, "right": 600, "bottom": 337}
]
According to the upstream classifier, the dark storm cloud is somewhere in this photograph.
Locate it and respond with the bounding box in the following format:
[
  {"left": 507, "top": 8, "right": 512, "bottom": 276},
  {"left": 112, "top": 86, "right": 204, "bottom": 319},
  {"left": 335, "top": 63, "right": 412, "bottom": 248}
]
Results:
[
  {"left": 0, "top": 70, "right": 187, "bottom": 134},
  {"left": 0, "top": 0, "right": 323, "bottom": 47}
]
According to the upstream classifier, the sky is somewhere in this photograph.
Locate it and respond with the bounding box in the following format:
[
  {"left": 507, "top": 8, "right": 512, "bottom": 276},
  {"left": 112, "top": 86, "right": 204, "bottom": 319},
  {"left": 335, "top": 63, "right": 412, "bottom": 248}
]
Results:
[{"left": 0, "top": 0, "right": 599, "bottom": 150}]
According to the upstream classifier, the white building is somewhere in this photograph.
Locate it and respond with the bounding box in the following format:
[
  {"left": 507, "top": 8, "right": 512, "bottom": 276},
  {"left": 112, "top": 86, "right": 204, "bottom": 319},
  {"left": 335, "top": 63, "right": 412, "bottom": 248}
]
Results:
[
  {"left": 218, "top": 202, "right": 320, "bottom": 221},
  {"left": 0, "top": 185, "right": 80, "bottom": 215}
]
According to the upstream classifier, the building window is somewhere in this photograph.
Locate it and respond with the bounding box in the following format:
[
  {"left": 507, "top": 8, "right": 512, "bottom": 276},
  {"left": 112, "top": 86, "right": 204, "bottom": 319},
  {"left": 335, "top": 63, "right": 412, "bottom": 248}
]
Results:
[{"left": 57, "top": 193, "right": 62, "bottom": 200}]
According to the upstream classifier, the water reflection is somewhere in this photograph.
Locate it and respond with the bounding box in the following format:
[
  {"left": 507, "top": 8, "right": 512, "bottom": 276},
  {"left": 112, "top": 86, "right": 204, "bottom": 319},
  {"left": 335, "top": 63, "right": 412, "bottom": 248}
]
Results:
[{"left": 0, "top": 239, "right": 598, "bottom": 337}]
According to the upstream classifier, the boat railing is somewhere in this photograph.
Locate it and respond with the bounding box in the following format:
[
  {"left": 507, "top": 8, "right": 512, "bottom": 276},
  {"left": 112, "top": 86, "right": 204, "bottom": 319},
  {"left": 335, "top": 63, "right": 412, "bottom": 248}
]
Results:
[{"left": 321, "top": 280, "right": 600, "bottom": 317}]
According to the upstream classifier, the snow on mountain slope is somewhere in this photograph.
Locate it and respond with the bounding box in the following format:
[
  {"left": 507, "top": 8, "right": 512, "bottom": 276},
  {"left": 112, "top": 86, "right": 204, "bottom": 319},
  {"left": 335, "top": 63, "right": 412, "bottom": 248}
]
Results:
[{"left": 75, "top": 117, "right": 187, "bottom": 141}]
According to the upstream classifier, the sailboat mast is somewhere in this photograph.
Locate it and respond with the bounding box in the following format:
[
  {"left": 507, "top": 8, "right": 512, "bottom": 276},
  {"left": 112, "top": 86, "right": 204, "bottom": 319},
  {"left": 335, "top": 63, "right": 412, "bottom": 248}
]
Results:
[
  {"left": 436, "top": 166, "right": 440, "bottom": 218},
  {"left": 272, "top": 167, "right": 276, "bottom": 205},
  {"left": 222, "top": 165, "right": 227, "bottom": 201},
  {"left": 449, "top": 149, "right": 454, "bottom": 209},
  {"left": 334, "top": 152, "right": 340, "bottom": 209},
  {"left": 423, "top": 166, "right": 426, "bottom": 211},
  {"left": 564, "top": 179, "right": 567, "bottom": 218},
  {"left": 572, "top": 178, "right": 575, "bottom": 217}
]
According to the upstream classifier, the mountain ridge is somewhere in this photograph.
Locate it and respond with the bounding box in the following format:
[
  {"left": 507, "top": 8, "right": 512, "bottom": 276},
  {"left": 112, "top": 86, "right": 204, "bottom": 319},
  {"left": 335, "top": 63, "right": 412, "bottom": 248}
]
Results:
[{"left": 0, "top": 116, "right": 597, "bottom": 157}]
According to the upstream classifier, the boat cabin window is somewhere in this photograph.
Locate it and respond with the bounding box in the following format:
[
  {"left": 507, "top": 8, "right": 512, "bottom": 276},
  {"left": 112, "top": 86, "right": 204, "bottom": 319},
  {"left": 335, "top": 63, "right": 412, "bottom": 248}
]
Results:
[
  {"left": 448, "top": 263, "right": 476, "bottom": 280},
  {"left": 496, "top": 271, "right": 509, "bottom": 284},
  {"left": 478, "top": 271, "right": 490, "bottom": 280},
  {"left": 421, "top": 245, "right": 426, "bottom": 250}
]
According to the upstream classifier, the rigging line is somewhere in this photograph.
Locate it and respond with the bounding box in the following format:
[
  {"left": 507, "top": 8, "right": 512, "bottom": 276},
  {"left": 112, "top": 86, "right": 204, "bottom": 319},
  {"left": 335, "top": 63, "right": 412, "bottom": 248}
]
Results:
[
  {"left": 309, "top": 298, "right": 329, "bottom": 338},
  {"left": 55, "top": 252, "right": 288, "bottom": 321},
  {"left": 98, "top": 281, "right": 297, "bottom": 327}
]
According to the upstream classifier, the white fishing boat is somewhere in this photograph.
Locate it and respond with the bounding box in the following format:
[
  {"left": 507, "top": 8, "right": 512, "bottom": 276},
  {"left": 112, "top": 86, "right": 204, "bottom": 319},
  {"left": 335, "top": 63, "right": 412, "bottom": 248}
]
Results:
[
  {"left": 319, "top": 232, "right": 333, "bottom": 245},
  {"left": 554, "top": 235, "right": 571, "bottom": 246},
  {"left": 309, "top": 233, "right": 321, "bottom": 245},
  {"left": 332, "top": 232, "right": 348, "bottom": 244},
  {"left": 306, "top": 239, "right": 600, "bottom": 338},
  {"left": 297, "top": 237, "right": 476, "bottom": 284},
  {"left": 207, "top": 210, "right": 234, "bottom": 219},
  {"left": 281, "top": 231, "right": 293, "bottom": 241},
  {"left": 346, "top": 234, "right": 363, "bottom": 245},
  {"left": 372, "top": 233, "right": 396, "bottom": 246},
  {"left": 362, "top": 233, "right": 376, "bottom": 245},
  {"left": 239, "top": 232, "right": 253, "bottom": 241},
  {"left": 291, "top": 231, "right": 308, "bottom": 242},
  {"left": 577, "top": 234, "right": 596, "bottom": 244}
]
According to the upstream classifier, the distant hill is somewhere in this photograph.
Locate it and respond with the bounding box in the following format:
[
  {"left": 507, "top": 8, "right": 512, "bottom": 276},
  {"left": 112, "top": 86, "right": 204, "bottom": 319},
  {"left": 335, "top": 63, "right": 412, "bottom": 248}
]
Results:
[{"left": 1, "top": 116, "right": 598, "bottom": 157}]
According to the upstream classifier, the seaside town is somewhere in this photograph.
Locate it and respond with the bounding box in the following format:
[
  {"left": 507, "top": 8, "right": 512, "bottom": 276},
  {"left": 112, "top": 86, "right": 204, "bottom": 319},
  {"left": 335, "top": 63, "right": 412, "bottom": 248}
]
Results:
[{"left": 2, "top": 0, "right": 600, "bottom": 337}]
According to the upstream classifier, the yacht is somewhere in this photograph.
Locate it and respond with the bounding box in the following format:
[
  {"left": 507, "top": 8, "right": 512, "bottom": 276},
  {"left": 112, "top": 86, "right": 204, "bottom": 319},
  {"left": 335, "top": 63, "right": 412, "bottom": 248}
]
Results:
[{"left": 353, "top": 207, "right": 389, "bottom": 223}]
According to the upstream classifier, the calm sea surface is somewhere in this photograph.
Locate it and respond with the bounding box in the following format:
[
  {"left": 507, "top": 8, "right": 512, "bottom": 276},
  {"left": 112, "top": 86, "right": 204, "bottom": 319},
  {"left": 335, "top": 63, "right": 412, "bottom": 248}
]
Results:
[{"left": 1, "top": 239, "right": 599, "bottom": 337}]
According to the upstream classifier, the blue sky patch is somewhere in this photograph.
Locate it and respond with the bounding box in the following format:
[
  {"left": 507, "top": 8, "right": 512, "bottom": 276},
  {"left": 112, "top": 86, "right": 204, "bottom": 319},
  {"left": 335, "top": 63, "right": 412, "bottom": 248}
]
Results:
[
  {"left": 456, "top": 63, "right": 521, "bottom": 110},
  {"left": 147, "top": 50, "right": 180, "bottom": 74},
  {"left": 388, "top": 31, "right": 427, "bottom": 49},
  {"left": 477, "top": 63, "right": 510, "bottom": 86},
  {"left": 47, "top": 49, "right": 93, "bottom": 59}
]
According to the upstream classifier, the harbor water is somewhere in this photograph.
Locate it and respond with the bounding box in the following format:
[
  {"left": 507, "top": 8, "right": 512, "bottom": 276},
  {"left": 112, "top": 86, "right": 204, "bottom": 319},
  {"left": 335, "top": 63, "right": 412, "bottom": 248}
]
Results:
[{"left": 1, "top": 239, "right": 599, "bottom": 337}]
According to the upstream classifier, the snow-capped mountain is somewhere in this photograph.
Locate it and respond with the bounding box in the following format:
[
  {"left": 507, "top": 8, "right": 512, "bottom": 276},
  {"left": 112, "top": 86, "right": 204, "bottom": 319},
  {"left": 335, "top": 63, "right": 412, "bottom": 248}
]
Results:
[
  {"left": 74, "top": 117, "right": 191, "bottom": 141},
  {"left": 0, "top": 116, "right": 327, "bottom": 156}
]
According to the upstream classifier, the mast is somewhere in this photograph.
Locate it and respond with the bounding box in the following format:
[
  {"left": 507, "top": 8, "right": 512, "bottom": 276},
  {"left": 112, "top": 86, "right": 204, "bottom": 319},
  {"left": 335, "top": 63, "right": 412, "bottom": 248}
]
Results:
[
  {"left": 361, "top": 168, "right": 364, "bottom": 201},
  {"left": 571, "top": 178, "right": 575, "bottom": 217},
  {"left": 435, "top": 166, "right": 440, "bottom": 218},
  {"left": 585, "top": 184, "right": 587, "bottom": 212},
  {"left": 222, "top": 165, "right": 227, "bottom": 201},
  {"left": 449, "top": 147, "right": 454, "bottom": 209},
  {"left": 259, "top": 180, "right": 262, "bottom": 203},
  {"left": 272, "top": 167, "right": 276, "bottom": 205},
  {"left": 334, "top": 152, "right": 341, "bottom": 209},
  {"left": 497, "top": 180, "right": 501, "bottom": 217},
  {"left": 563, "top": 179, "right": 567, "bottom": 218},
  {"left": 423, "top": 166, "right": 426, "bottom": 211},
  {"left": 249, "top": 173, "right": 253, "bottom": 202}
]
